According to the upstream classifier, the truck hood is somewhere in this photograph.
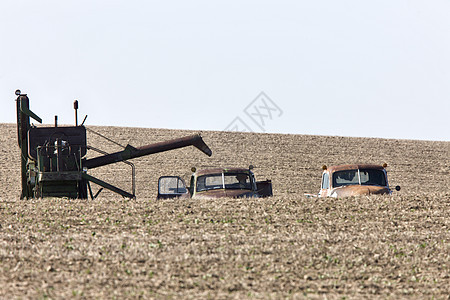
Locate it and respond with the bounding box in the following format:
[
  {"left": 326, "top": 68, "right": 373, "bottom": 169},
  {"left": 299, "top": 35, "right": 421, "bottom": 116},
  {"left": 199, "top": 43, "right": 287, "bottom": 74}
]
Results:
[
  {"left": 330, "top": 185, "right": 390, "bottom": 197},
  {"left": 193, "top": 189, "right": 255, "bottom": 199}
]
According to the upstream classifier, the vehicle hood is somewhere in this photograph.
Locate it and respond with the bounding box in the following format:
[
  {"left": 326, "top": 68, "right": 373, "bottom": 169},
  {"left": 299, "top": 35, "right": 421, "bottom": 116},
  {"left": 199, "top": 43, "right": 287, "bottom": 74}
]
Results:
[
  {"left": 193, "top": 189, "right": 255, "bottom": 199},
  {"left": 330, "top": 185, "right": 390, "bottom": 197}
]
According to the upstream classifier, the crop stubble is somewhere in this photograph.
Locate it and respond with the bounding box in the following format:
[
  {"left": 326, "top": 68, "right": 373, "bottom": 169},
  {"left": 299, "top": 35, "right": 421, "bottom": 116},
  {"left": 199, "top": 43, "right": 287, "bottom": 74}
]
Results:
[{"left": 0, "top": 123, "right": 449, "bottom": 299}]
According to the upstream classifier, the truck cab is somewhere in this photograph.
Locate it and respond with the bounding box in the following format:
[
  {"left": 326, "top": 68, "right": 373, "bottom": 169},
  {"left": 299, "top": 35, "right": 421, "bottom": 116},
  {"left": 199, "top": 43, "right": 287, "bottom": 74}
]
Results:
[
  {"left": 318, "top": 164, "right": 400, "bottom": 198},
  {"left": 157, "top": 166, "right": 272, "bottom": 199}
]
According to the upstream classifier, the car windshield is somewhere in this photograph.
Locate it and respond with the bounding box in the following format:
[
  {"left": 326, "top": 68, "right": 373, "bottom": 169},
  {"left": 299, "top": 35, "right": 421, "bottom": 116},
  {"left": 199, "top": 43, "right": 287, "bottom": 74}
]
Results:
[
  {"left": 332, "top": 169, "right": 386, "bottom": 188},
  {"left": 196, "top": 172, "right": 252, "bottom": 192}
]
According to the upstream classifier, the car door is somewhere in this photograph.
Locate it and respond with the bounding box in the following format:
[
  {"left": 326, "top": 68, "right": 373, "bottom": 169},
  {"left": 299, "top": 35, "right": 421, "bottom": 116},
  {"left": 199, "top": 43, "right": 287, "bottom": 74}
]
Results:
[{"left": 157, "top": 176, "right": 190, "bottom": 199}]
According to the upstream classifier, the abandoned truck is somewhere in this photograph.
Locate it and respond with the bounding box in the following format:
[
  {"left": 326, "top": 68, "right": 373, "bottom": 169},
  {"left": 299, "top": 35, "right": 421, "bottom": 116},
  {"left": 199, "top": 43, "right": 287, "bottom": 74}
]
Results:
[
  {"left": 157, "top": 166, "right": 272, "bottom": 199},
  {"left": 315, "top": 164, "right": 400, "bottom": 198}
]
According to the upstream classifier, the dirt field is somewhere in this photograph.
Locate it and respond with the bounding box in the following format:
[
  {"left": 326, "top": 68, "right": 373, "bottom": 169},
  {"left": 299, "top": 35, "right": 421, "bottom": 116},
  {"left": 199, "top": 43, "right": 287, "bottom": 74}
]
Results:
[{"left": 0, "top": 123, "right": 449, "bottom": 299}]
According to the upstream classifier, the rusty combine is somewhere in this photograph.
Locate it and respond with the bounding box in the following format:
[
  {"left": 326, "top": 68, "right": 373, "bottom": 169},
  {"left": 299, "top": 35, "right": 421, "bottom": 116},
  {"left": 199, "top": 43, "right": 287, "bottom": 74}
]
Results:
[{"left": 15, "top": 90, "right": 212, "bottom": 199}]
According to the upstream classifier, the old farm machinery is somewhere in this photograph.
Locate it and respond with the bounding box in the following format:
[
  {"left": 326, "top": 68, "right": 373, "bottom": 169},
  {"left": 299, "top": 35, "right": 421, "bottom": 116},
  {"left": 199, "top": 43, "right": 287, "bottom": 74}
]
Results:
[{"left": 15, "top": 90, "right": 212, "bottom": 199}]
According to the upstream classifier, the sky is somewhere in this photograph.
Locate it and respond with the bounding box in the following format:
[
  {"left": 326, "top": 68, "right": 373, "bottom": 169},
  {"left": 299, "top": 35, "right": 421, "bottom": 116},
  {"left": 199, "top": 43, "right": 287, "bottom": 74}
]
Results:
[{"left": 1, "top": 0, "right": 449, "bottom": 141}]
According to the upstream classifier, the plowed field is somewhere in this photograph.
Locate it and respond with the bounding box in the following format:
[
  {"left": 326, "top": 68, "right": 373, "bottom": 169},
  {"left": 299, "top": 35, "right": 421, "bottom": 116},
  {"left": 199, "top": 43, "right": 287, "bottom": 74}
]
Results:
[{"left": 0, "top": 123, "right": 449, "bottom": 299}]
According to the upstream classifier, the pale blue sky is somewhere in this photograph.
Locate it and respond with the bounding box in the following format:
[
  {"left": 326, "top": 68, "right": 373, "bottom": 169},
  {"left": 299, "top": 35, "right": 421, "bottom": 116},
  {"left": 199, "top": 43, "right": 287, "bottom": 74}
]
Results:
[{"left": 1, "top": 0, "right": 449, "bottom": 141}]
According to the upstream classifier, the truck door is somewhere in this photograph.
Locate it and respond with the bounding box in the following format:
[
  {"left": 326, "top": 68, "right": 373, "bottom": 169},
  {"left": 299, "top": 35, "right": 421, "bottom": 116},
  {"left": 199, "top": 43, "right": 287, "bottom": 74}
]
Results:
[{"left": 157, "top": 176, "right": 189, "bottom": 199}]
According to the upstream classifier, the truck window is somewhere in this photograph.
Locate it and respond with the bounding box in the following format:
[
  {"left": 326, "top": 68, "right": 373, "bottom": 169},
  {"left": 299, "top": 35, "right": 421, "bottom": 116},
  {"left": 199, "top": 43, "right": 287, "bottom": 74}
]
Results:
[
  {"left": 333, "top": 169, "right": 387, "bottom": 187},
  {"left": 359, "top": 169, "right": 386, "bottom": 186},
  {"left": 321, "top": 173, "right": 329, "bottom": 189},
  {"left": 197, "top": 174, "right": 223, "bottom": 192},
  {"left": 224, "top": 173, "right": 252, "bottom": 190},
  {"left": 196, "top": 173, "right": 252, "bottom": 192},
  {"left": 333, "top": 170, "right": 359, "bottom": 187},
  {"left": 159, "top": 177, "right": 187, "bottom": 194}
]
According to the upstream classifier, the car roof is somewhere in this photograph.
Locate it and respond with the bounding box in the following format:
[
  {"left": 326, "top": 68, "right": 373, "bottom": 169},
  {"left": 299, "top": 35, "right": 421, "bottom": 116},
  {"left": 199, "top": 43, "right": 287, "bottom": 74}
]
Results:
[
  {"left": 196, "top": 168, "right": 251, "bottom": 176},
  {"left": 326, "top": 164, "right": 385, "bottom": 173}
]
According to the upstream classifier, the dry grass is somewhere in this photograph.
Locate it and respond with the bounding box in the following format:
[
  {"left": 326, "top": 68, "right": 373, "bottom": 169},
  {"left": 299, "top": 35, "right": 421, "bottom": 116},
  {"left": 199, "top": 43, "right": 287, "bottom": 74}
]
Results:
[{"left": 0, "top": 123, "right": 449, "bottom": 299}]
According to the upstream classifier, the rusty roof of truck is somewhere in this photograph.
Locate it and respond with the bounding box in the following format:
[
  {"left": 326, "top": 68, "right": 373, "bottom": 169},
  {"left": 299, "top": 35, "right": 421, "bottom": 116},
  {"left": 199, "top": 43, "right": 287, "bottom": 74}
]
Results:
[{"left": 325, "top": 164, "right": 385, "bottom": 173}]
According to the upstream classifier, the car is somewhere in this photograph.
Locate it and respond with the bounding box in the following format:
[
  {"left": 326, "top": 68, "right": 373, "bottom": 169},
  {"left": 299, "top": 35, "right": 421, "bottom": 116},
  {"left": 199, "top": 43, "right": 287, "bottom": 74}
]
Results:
[
  {"left": 313, "top": 163, "right": 400, "bottom": 198},
  {"left": 157, "top": 166, "right": 273, "bottom": 199}
]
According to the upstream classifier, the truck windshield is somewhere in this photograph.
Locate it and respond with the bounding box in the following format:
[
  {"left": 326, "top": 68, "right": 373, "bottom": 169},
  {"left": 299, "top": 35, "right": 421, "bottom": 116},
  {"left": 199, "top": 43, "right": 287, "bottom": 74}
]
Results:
[
  {"left": 332, "top": 169, "right": 386, "bottom": 188},
  {"left": 197, "top": 173, "right": 252, "bottom": 192}
]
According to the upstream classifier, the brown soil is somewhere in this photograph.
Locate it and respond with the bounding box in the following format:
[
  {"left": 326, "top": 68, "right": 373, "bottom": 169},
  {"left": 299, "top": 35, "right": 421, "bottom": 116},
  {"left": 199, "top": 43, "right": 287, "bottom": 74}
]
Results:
[{"left": 0, "top": 123, "right": 449, "bottom": 299}]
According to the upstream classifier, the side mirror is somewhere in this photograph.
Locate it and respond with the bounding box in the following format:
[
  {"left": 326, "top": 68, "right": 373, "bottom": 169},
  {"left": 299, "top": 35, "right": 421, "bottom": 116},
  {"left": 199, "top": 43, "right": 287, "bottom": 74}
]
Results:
[{"left": 395, "top": 185, "right": 401, "bottom": 191}]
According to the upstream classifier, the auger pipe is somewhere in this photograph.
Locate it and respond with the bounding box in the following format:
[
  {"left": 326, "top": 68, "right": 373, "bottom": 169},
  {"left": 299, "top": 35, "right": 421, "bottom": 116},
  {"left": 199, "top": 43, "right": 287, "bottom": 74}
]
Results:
[{"left": 84, "top": 134, "right": 212, "bottom": 169}]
